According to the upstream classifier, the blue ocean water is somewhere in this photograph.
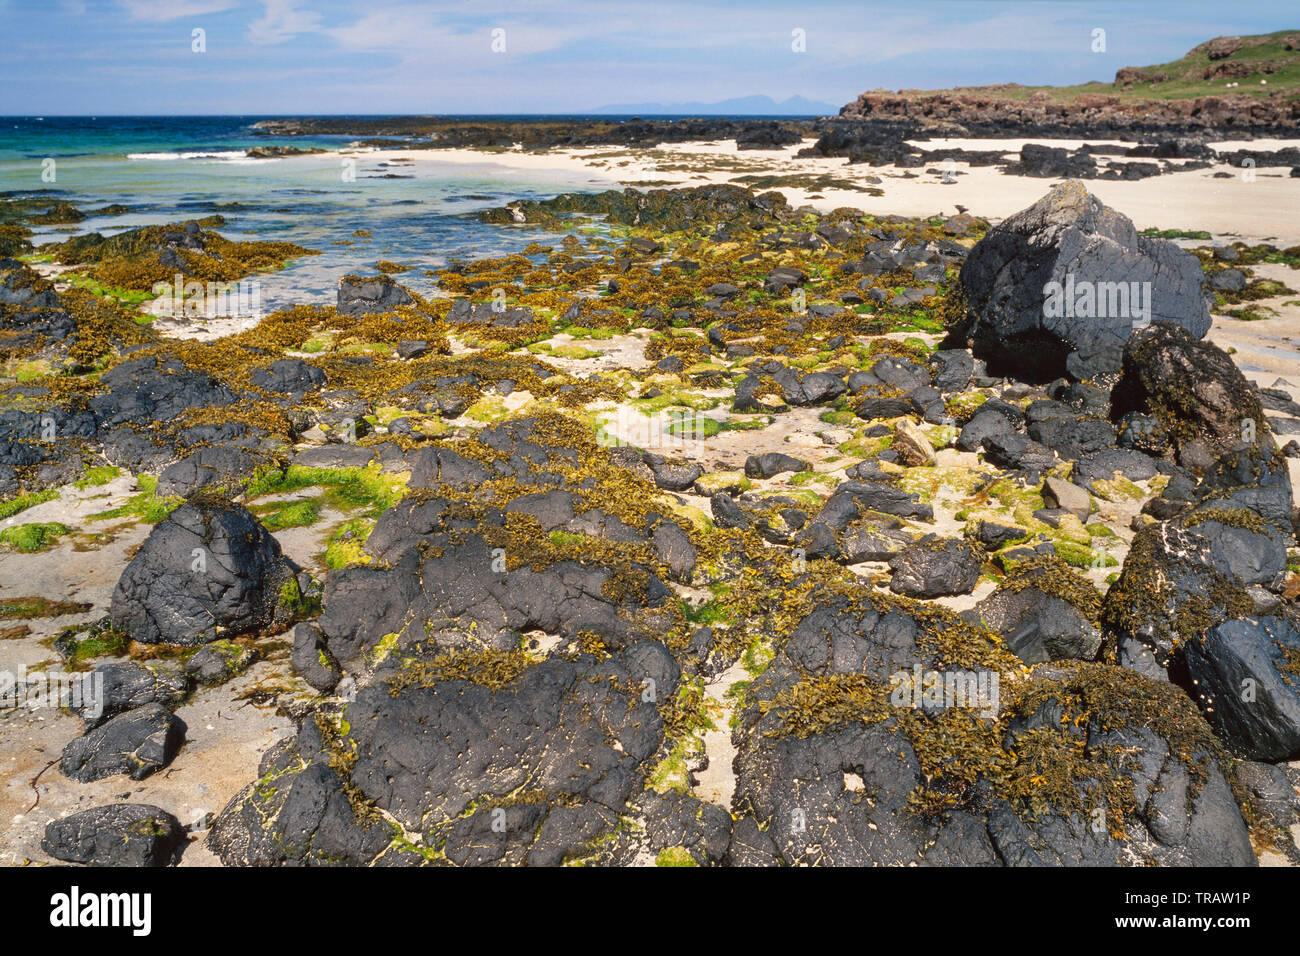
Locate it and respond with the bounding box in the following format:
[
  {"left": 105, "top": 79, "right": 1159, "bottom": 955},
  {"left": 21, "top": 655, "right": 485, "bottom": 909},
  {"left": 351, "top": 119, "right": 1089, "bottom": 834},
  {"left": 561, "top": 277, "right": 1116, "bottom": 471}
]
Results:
[{"left": 0, "top": 115, "right": 628, "bottom": 311}]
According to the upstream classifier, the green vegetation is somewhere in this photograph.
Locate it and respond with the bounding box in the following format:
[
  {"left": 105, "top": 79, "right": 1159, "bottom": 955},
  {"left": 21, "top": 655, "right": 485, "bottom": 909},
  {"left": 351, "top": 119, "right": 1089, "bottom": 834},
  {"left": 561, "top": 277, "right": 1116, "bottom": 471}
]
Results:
[
  {"left": 0, "top": 522, "right": 71, "bottom": 551},
  {"left": 655, "top": 847, "right": 699, "bottom": 867},
  {"left": 260, "top": 498, "right": 321, "bottom": 530},
  {"left": 73, "top": 465, "right": 123, "bottom": 488},
  {"left": 89, "top": 474, "right": 181, "bottom": 523},
  {"left": 0, "top": 489, "right": 58, "bottom": 520},
  {"left": 0, "top": 596, "right": 91, "bottom": 619},
  {"left": 245, "top": 463, "right": 406, "bottom": 517}
]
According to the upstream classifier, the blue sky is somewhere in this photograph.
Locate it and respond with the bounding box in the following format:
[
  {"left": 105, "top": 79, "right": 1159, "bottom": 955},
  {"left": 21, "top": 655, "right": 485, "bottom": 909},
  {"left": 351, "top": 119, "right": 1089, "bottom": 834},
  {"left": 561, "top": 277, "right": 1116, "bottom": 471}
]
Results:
[{"left": 0, "top": 0, "right": 1294, "bottom": 114}]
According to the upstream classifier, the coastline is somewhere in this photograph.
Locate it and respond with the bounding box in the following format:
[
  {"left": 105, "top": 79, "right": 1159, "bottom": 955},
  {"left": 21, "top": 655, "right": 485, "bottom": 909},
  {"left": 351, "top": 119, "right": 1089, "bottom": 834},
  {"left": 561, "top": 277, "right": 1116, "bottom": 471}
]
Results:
[{"left": 354, "top": 137, "right": 1300, "bottom": 244}]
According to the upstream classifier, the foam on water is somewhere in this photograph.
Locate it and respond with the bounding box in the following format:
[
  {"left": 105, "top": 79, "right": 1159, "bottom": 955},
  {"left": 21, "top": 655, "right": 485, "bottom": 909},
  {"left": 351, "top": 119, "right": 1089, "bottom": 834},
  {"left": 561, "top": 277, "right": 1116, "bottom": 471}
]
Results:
[{"left": 0, "top": 115, "right": 616, "bottom": 312}]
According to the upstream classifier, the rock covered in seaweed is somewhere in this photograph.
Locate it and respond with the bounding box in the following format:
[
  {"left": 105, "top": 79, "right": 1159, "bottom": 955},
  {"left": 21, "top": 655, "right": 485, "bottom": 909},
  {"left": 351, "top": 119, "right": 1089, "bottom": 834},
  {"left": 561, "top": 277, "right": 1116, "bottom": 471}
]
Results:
[
  {"left": 1111, "top": 321, "right": 1272, "bottom": 466},
  {"left": 336, "top": 273, "right": 415, "bottom": 315}
]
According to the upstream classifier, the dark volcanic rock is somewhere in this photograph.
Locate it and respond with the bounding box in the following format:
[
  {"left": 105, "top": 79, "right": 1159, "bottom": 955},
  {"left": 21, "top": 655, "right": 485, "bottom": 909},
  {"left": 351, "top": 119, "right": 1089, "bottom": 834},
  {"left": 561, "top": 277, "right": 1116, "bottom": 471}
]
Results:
[
  {"left": 711, "top": 492, "right": 750, "bottom": 530},
  {"left": 1196, "top": 445, "right": 1295, "bottom": 529},
  {"left": 1100, "top": 512, "right": 1265, "bottom": 676},
  {"left": 184, "top": 640, "right": 255, "bottom": 685},
  {"left": 60, "top": 704, "right": 186, "bottom": 782},
  {"left": 447, "top": 299, "right": 537, "bottom": 329},
  {"left": 1026, "top": 404, "right": 1116, "bottom": 460},
  {"left": 337, "top": 273, "right": 415, "bottom": 315},
  {"left": 645, "top": 454, "right": 703, "bottom": 491},
  {"left": 957, "top": 405, "right": 1020, "bottom": 452},
  {"left": 208, "top": 724, "right": 393, "bottom": 866},
  {"left": 976, "top": 572, "right": 1102, "bottom": 664},
  {"left": 888, "top": 535, "right": 981, "bottom": 598},
  {"left": 73, "top": 663, "right": 190, "bottom": 730},
  {"left": 156, "top": 445, "right": 263, "bottom": 498},
  {"left": 316, "top": 519, "right": 673, "bottom": 667},
  {"left": 211, "top": 641, "right": 679, "bottom": 866},
  {"left": 109, "top": 501, "right": 295, "bottom": 646},
  {"left": 291, "top": 622, "right": 342, "bottom": 693},
  {"left": 1113, "top": 322, "right": 1271, "bottom": 464},
  {"left": 959, "top": 182, "right": 1210, "bottom": 382},
  {"left": 745, "top": 452, "right": 811, "bottom": 479},
  {"left": 1185, "top": 616, "right": 1300, "bottom": 761},
  {"left": 813, "top": 481, "right": 933, "bottom": 527},
  {"left": 982, "top": 433, "right": 1056, "bottom": 474},
  {"left": 734, "top": 593, "right": 1253, "bottom": 866},
  {"left": 250, "top": 358, "right": 327, "bottom": 395},
  {"left": 90, "top": 355, "right": 236, "bottom": 429},
  {"left": 42, "top": 804, "right": 185, "bottom": 867},
  {"left": 930, "top": 349, "right": 974, "bottom": 392}
]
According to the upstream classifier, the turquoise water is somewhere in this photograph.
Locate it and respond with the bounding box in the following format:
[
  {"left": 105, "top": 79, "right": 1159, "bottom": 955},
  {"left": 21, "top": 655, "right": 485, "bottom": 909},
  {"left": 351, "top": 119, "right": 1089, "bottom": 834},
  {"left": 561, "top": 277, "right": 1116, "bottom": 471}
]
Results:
[{"left": 0, "top": 116, "right": 616, "bottom": 311}]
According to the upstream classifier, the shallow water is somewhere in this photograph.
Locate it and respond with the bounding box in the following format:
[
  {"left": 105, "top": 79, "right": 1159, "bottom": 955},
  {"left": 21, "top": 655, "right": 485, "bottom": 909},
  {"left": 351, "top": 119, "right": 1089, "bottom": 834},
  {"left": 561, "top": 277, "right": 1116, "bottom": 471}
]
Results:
[{"left": 0, "top": 116, "right": 616, "bottom": 312}]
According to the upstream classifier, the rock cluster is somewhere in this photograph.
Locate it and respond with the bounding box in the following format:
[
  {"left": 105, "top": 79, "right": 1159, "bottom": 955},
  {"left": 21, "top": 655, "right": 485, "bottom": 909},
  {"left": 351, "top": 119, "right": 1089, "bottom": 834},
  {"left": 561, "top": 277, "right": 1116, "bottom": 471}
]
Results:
[{"left": 6, "top": 179, "right": 1299, "bottom": 867}]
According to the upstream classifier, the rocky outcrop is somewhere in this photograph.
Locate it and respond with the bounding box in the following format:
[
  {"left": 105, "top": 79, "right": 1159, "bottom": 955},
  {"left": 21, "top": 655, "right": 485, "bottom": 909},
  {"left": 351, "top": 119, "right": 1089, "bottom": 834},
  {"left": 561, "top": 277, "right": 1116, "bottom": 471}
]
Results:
[
  {"left": 958, "top": 181, "right": 1210, "bottom": 382},
  {"left": 1111, "top": 322, "right": 1270, "bottom": 465},
  {"left": 109, "top": 501, "right": 296, "bottom": 646}
]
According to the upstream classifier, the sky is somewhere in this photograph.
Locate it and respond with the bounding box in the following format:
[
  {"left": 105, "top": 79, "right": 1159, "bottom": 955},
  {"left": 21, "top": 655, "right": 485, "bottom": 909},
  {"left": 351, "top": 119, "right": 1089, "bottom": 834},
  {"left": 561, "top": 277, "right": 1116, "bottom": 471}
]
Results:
[{"left": 0, "top": 0, "right": 1294, "bottom": 115}]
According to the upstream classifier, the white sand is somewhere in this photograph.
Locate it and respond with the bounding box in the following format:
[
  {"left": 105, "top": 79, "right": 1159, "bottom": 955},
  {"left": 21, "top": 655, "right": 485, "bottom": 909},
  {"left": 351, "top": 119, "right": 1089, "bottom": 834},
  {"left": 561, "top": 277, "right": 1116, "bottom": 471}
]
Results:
[{"left": 365, "top": 136, "right": 1300, "bottom": 245}]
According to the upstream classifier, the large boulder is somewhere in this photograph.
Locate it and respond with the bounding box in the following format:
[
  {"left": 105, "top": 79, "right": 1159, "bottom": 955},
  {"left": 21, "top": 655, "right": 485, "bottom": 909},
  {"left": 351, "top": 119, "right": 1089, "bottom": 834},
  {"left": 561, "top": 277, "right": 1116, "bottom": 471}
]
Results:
[
  {"left": 42, "top": 804, "right": 185, "bottom": 867},
  {"left": 1112, "top": 322, "right": 1271, "bottom": 465},
  {"left": 209, "top": 641, "right": 681, "bottom": 866},
  {"left": 734, "top": 593, "right": 1254, "bottom": 866},
  {"left": 89, "top": 355, "right": 237, "bottom": 429},
  {"left": 959, "top": 181, "right": 1210, "bottom": 382},
  {"left": 109, "top": 501, "right": 295, "bottom": 646}
]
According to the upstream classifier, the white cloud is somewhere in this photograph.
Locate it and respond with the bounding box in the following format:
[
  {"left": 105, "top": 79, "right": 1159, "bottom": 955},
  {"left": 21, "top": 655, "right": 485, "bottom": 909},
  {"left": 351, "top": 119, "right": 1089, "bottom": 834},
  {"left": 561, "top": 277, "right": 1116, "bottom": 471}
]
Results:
[
  {"left": 117, "top": 0, "right": 237, "bottom": 22},
  {"left": 248, "top": 0, "right": 322, "bottom": 45}
]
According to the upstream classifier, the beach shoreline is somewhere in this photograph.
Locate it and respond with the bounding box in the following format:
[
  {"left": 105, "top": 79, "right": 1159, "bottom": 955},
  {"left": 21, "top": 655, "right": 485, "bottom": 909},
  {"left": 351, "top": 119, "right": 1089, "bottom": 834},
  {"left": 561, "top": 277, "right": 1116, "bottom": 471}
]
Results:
[{"left": 343, "top": 136, "right": 1300, "bottom": 244}]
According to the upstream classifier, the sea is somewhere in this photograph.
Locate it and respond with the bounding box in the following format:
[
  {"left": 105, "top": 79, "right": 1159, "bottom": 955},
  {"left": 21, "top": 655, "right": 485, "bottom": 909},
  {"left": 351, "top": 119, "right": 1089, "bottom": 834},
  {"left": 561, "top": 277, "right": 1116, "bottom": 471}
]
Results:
[{"left": 0, "top": 115, "right": 658, "bottom": 311}]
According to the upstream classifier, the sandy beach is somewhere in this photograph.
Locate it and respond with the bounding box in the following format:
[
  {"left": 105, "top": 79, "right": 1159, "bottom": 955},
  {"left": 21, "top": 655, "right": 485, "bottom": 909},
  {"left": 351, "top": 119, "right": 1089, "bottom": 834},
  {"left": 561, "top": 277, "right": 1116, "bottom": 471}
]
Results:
[{"left": 360, "top": 136, "right": 1300, "bottom": 244}]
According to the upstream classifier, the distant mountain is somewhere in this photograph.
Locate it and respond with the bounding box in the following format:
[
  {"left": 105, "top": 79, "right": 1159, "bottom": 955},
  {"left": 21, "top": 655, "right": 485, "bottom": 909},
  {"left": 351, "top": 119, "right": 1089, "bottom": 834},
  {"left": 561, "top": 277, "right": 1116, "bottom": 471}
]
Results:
[{"left": 587, "top": 94, "right": 836, "bottom": 116}]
